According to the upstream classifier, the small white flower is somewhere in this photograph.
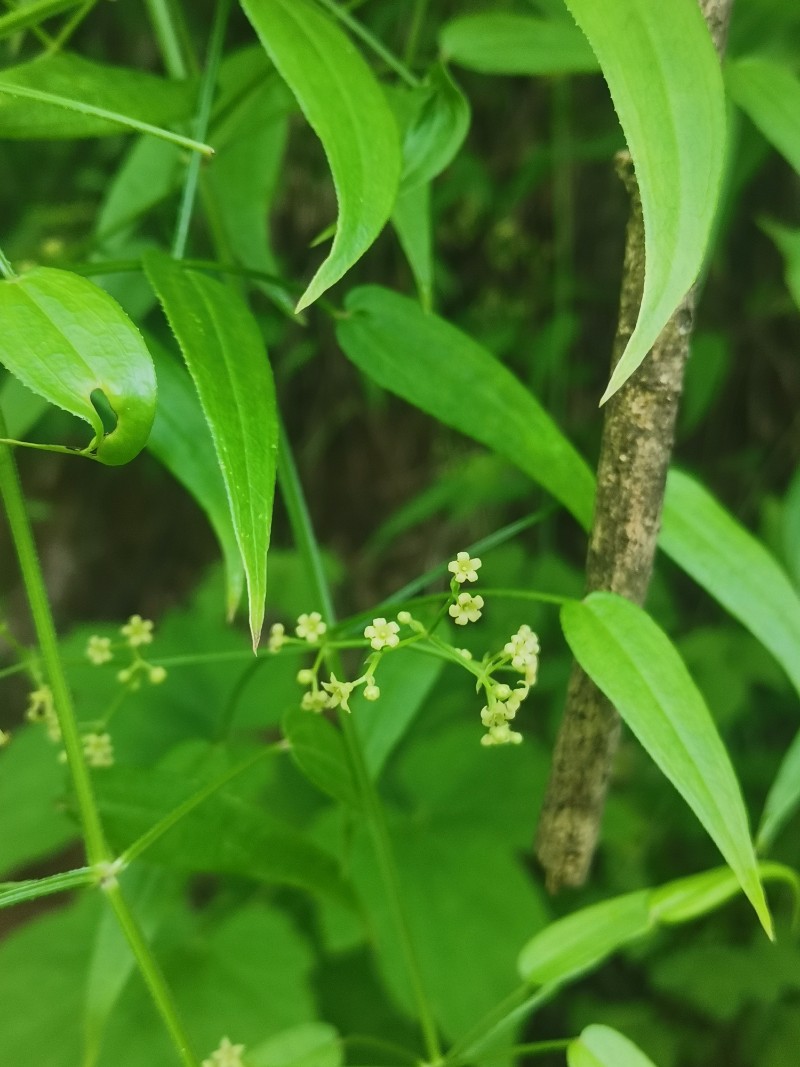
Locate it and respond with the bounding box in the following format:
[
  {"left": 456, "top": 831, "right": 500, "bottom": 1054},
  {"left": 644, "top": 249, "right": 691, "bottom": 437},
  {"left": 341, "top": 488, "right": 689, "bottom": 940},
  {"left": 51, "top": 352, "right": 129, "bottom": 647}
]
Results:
[
  {"left": 322, "top": 673, "right": 355, "bottom": 712},
  {"left": 86, "top": 635, "right": 113, "bottom": 665},
  {"left": 295, "top": 612, "right": 327, "bottom": 643},
  {"left": 268, "top": 622, "right": 286, "bottom": 652},
  {"left": 82, "top": 732, "right": 114, "bottom": 768},
  {"left": 448, "top": 592, "right": 484, "bottom": 626},
  {"left": 121, "top": 614, "right": 154, "bottom": 648},
  {"left": 202, "top": 1036, "right": 246, "bottom": 1067},
  {"left": 504, "top": 625, "right": 540, "bottom": 670},
  {"left": 363, "top": 617, "right": 400, "bottom": 651},
  {"left": 448, "top": 551, "right": 482, "bottom": 584}
]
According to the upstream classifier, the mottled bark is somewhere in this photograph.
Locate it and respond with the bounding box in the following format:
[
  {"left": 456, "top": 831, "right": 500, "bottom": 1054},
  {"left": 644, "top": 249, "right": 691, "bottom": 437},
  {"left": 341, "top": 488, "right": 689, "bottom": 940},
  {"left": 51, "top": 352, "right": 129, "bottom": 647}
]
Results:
[{"left": 535, "top": 0, "right": 734, "bottom": 893}]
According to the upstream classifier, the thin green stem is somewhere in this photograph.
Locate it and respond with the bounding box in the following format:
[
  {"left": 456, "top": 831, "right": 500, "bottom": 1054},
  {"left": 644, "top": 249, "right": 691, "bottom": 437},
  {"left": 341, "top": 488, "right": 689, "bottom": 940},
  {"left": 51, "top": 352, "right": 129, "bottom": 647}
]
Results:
[
  {"left": 105, "top": 885, "right": 200, "bottom": 1067},
  {"left": 448, "top": 1038, "right": 571, "bottom": 1066},
  {"left": 0, "top": 82, "right": 214, "bottom": 156},
  {"left": 0, "top": 411, "right": 106, "bottom": 864},
  {"left": 0, "top": 242, "right": 17, "bottom": 279},
  {"left": 46, "top": 0, "right": 97, "bottom": 52},
  {"left": 0, "top": 867, "right": 95, "bottom": 910},
  {"left": 277, "top": 422, "right": 442, "bottom": 1063},
  {"left": 0, "top": 0, "right": 53, "bottom": 45},
  {"left": 172, "top": 0, "right": 231, "bottom": 259},
  {"left": 403, "top": 0, "right": 428, "bottom": 68},
  {"left": 314, "top": 0, "right": 420, "bottom": 87},
  {"left": 144, "top": 0, "right": 189, "bottom": 79},
  {"left": 0, "top": 0, "right": 79, "bottom": 39}
]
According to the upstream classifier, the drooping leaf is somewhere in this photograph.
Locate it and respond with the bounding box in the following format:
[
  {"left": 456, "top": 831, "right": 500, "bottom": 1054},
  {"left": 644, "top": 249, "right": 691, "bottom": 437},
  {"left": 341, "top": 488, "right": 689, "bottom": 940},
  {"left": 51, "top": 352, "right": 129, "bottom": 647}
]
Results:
[
  {"left": 726, "top": 56, "right": 800, "bottom": 174},
  {"left": 239, "top": 0, "right": 401, "bottom": 311},
  {"left": 146, "top": 338, "right": 245, "bottom": 619},
  {"left": 660, "top": 470, "right": 800, "bottom": 699},
  {"left": 144, "top": 250, "right": 278, "bottom": 647},
  {"left": 336, "top": 285, "right": 595, "bottom": 529},
  {"left": 561, "top": 0, "right": 727, "bottom": 401},
  {"left": 440, "top": 12, "right": 599, "bottom": 75},
  {"left": 391, "top": 183, "right": 434, "bottom": 310},
  {"left": 400, "top": 62, "right": 471, "bottom": 191},
  {"left": 0, "top": 267, "right": 156, "bottom": 465},
  {"left": 283, "top": 707, "right": 359, "bottom": 808},
  {"left": 568, "top": 1025, "right": 657, "bottom": 1067},
  {"left": 561, "top": 592, "right": 772, "bottom": 937},
  {"left": 0, "top": 52, "right": 195, "bottom": 139}
]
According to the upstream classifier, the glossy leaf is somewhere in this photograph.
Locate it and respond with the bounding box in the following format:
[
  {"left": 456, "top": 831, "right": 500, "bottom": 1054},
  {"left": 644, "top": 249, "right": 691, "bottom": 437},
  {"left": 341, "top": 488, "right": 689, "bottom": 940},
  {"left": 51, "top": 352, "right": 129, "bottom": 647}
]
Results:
[
  {"left": 240, "top": 0, "right": 401, "bottom": 311},
  {"left": 146, "top": 338, "right": 245, "bottom": 618},
  {"left": 568, "top": 1025, "right": 657, "bottom": 1067},
  {"left": 562, "top": 0, "right": 727, "bottom": 401},
  {"left": 400, "top": 62, "right": 471, "bottom": 191},
  {"left": 440, "top": 12, "right": 599, "bottom": 75},
  {"left": 336, "top": 286, "right": 595, "bottom": 529},
  {"left": 283, "top": 707, "right": 359, "bottom": 807},
  {"left": 144, "top": 251, "right": 278, "bottom": 647},
  {"left": 661, "top": 470, "right": 800, "bottom": 699},
  {"left": 726, "top": 56, "right": 800, "bottom": 174},
  {"left": 0, "top": 52, "right": 195, "bottom": 139},
  {"left": 0, "top": 267, "right": 156, "bottom": 465},
  {"left": 561, "top": 592, "right": 772, "bottom": 937}
]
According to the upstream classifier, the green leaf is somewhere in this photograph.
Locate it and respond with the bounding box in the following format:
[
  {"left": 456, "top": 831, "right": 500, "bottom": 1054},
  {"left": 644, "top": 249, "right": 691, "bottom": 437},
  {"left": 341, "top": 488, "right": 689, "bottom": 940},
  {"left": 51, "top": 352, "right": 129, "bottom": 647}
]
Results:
[
  {"left": 391, "top": 183, "right": 434, "bottom": 310},
  {"left": 240, "top": 0, "right": 401, "bottom": 311},
  {"left": 440, "top": 13, "right": 599, "bottom": 75},
  {"left": 336, "top": 286, "right": 595, "bottom": 529},
  {"left": 0, "top": 374, "right": 49, "bottom": 440},
  {"left": 760, "top": 217, "right": 800, "bottom": 309},
  {"left": 351, "top": 647, "right": 443, "bottom": 779},
  {"left": 0, "top": 52, "right": 195, "bottom": 139},
  {"left": 561, "top": 0, "right": 727, "bottom": 401},
  {"left": 561, "top": 592, "right": 772, "bottom": 937},
  {"left": 649, "top": 863, "right": 798, "bottom": 925},
  {"left": 146, "top": 338, "right": 245, "bottom": 619},
  {"left": 400, "top": 62, "right": 471, "bottom": 191},
  {"left": 518, "top": 890, "right": 652, "bottom": 986},
  {"left": 568, "top": 1025, "right": 657, "bottom": 1067},
  {"left": 726, "top": 56, "right": 800, "bottom": 174},
  {"left": 0, "top": 268, "right": 156, "bottom": 465},
  {"left": 143, "top": 251, "right": 278, "bottom": 647},
  {"left": 283, "top": 707, "right": 359, "bottom": 807},
  {"left": 660, "top": 470, "right": 800, "bottom": 699},
  {"left": 758, "top": 732, "right": 800, "bottom": 852}
]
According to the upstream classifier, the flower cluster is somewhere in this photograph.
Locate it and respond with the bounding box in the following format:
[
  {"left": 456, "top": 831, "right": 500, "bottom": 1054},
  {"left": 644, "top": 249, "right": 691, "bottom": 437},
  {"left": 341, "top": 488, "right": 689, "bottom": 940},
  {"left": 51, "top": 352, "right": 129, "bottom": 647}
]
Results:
[
  {"left": 476, "top": 625, "right": 541, "bottom": 746},
  {"left": 25, "top": 684, "right": 60, "bottom": 742}
]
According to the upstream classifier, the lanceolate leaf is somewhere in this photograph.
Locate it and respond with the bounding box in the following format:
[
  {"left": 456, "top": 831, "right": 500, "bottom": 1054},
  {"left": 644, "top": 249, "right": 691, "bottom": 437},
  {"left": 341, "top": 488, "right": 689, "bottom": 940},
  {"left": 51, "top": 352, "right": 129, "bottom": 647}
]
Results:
[
  {"left": 562, "top": 0, "right": 727, "bottom": 402},
  {"left": 561, "top": 592, "right": 772, "bottom": 937},
  {"left": 440, "top": 12, "right": 599, "bottom": 75},
  {"left": 661, "top": 470, "right": 800, "bottom": 699},
  {"left": 144, "top": 251, "right": 277, "bottom": 647},
  {"left": 146, "top": 339, "right": 245, "bottom": 619},
  {"left": 336, "top": 286, "right": 595, "bottom": 529},
  {"left": 568, "top": 1026, "right": 657, "bottom": 1067},
  {"left": 0, "top": 52, "right": 195, "bottom": 139},
  {"left": 0, "top": 268, "right": 156, "bottom": 465},
  {"left": 240, "top": 0, "right": 401, "bottom": 311},
  {"left": 726, "top": 56, "right": 800, "bottom": 174},
  {"left": 400, "top": 62, "right": 471, "bottom": 191}
]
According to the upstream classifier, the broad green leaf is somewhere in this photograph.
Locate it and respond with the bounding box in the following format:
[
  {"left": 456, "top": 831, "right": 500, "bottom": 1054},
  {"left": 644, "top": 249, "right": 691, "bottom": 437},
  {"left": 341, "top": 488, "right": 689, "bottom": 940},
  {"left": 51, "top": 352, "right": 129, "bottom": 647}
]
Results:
[
  {"left": 336, "top": 286, "right": 595, "bottom": 529},
  {"left": 758, "top": 732, "right": 800, "bottom": 852},
  {"left": 561, "top": 0, "right": 727, "bottom": 401},
  {"left": 0, "top": 52, "right": 195, "bottom": 139},
  {"left": 392, "top": 183, "right": 434, "bottom": 310},
  {"left": 518, "top": 890, "right": 652, "bottom": 986},
  {"left": 440, "top": 13, "right": 599, "bottom": 75},
  {"left": 146, "top": 339, "right": 245, "bottom": 618},
  {"left": 400, "top": 63, "right": 471, "bottom": 191},
  {"left": 283, "top": 707, "right": 359, "bottom": 807},
  {"left": 0, "top": 268, "right": 156, "bottom": 465},
  {"left": 561, "top": 592, "right": 772, "bottom": 937},
  {"left": 726, "top": 56, "right": 800, "bottom": 174},
  {"left": 240, "top": 0, "right": 401, "bottom": 311},
  {"left": 760, "top": 217, "right": 800, "bottom": 309},
  {"left": 568, "top": 1025, "right": 657, "bottom": 1067},
  {"left": 660, "top": 470, "right": 800, "bottom": 699},
  {"left": 351, "top": 647, "right": 443, "bottom": 779},
  {"left": 0, "top": 867, "right": 93, "bottom": 910},
  {"left": 144, "top": 250, "right": 278, "bottom": 647},
  {"left": 0, "top": 374, "right": 48, "bottom": 439},
  {"left": 248, "top": 1022, "right": 341, "bottom": 1067}
]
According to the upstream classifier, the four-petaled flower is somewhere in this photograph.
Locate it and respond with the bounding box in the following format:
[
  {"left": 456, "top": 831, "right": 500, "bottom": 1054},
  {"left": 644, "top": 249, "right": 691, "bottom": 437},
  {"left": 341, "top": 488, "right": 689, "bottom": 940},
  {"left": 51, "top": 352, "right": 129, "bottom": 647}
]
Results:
[
  {"left": 86, "top": 635, "right": 113, "bottom": 665},
  {"left": 448, "top": 592, "right": 484, "bottom": 626},
  {"left": 322, "top": 673, "right": 355, "bottom": 712},
  {"left": 448, "top": 551, "right": 482, "bottom": 584},
  {"left": 121, "top": 614, "right": 154, "bottom": 648},
  {"left": 202, "top": 1036, "right": 246, "bottom": 1067},
  {"left": 363, "top": 617, "right": 400, "bottom": 650},
  {"left": 82, "top": 732, "right": 114, "bottom": 768},
  {"left": 296, "top": 612, "right": 327, "bottom": 643}
]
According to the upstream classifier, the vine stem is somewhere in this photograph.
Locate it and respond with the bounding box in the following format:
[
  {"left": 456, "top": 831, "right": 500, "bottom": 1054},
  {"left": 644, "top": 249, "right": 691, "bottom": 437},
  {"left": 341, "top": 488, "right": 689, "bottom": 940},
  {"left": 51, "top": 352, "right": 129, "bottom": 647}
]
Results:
[
  {"left": 277, "top": 419, "right": 443, "bottom": 1064},
  {"left": 172, "top": 0, "right": 231, "bottom": 259},
  {"left": 314, "top": 0, "right": 421, "bottom": 87}
]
